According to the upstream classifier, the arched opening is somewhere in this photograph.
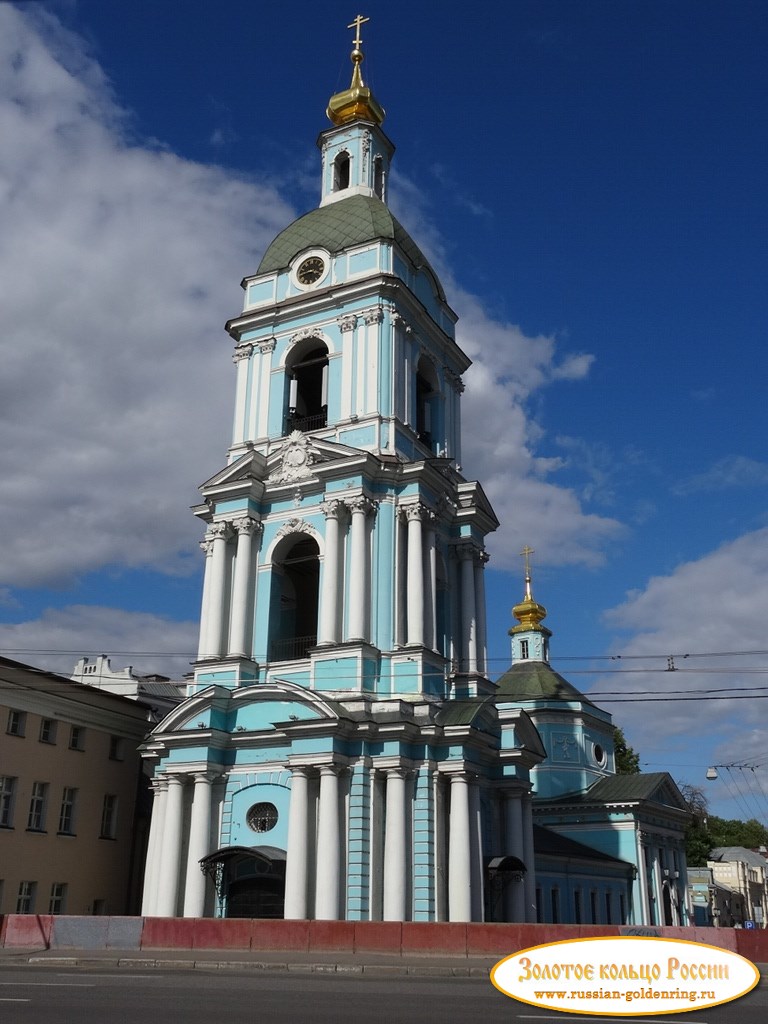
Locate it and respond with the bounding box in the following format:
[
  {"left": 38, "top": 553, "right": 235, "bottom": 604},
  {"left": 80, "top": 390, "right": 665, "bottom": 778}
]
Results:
[
  {"left": 269, "top": 535, "right": 320, "bottom": 662},
  {"left": 373, "top": 155, "right": 384, "bottom": 199},
  {"left": 286, "top": 339, "right": 328, "bottom": 433},
  {"left": 333, "top": 151, "right": 350, "bottom": 191},
  {"left": 201, "top": 846, "right": 286, "bottom": 919},
  {"left": 415, "top": 356, "right": 440, "bottom": 451}
]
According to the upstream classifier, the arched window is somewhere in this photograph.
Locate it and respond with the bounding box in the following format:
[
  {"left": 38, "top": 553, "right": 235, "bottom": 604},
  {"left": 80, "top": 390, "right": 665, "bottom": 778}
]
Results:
[
  {"left": 286, "top": 339, "right": 329, "bottom": 432},
  {"left": 373, "top": 156, "right": 384, "bottom": 199},
  {"left": 333, "top": 151, "right": 350, "bottom": 192},
  {"left": 269, "top": 535, "right": 320, "bottom": 662}
]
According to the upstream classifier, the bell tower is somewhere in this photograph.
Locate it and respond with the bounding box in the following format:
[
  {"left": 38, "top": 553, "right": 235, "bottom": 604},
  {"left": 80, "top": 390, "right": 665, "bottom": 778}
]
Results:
[{"left": 190, "top": 20, "right": 499, "bottom": 702}]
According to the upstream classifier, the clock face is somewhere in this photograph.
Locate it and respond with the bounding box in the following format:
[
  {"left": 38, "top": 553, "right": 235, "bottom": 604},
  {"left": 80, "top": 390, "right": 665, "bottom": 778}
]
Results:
[{"left": 297, "top": 256, "right": 325, "bottom": 285}]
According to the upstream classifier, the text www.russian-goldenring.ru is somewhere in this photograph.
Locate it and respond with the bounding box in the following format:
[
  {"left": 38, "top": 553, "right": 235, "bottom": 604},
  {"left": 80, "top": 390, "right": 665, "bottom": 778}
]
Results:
[{"left": 533, "top": 988, "right": 717, "bottom": 1004}]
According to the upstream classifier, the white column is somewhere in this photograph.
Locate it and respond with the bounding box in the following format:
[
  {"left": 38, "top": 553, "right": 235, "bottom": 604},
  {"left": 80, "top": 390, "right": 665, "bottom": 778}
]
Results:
[
  {"left": 474, "top": 551, "right": 489, "bottom": 675},
  {"left": 448, "top": 774, "right": 472, "bottom": 922},
  {"left": 231, "top": 344, "right": 252, "bottom": 445},
  {"left": 228, "top": 517, "right": 260, "bottom": 658},
  {"left": 205, "top": 522, "right": 231, "bottom": 659},
  {"left": 284, "top": 768, "right": 310, "bottom": 920},
  {"left": 142, "top": 778, "right": 168, "bottom": 915},
  {"left": 635, "top": 829, "right": 650, "bottom": 925},
  {"left": 319, "top": 500, "right": 344, "bottom": 645},
  {"left": 156, "top": 775, "right": 185, "bottom": 918},
  {"left": 424, "top": 514, "right": 437, "bottom": 651},
  {"left": 522, "top": 794, "right": 537, "bottom": 922},
  {"left": 469, "top": 780, "right": 484, "bottom": 921},
  {"left": 503, "top": 793, "right": 526, "bottom": 922},
  {"left": 315, "top": 767, "right": 340, "bottom": 920},
  {"left": 404, "top": 505, "right": 425, "bottom": 647},
  {"left": 196, "top": 539, "right": 214, "bottom": 660},
  {"left": 183, "top": 773, "right": 214, "bottom": 917},
  {"left": 253, "top": 338, "right": 275, "bottom": 440},
  {"left": 458, "top": 544, "right": 477, "bottom": 673},
  {"left": 347, "top": 496, "right": 374, "bottom": 642},
  {"left": 383, "top": 769, "right": 408, "bottom": 921}
]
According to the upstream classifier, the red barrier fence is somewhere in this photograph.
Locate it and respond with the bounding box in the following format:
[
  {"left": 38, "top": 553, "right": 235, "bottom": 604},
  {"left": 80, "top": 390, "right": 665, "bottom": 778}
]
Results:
[{"left": 1, "top": 914, "right": 767, "bottom": 960}]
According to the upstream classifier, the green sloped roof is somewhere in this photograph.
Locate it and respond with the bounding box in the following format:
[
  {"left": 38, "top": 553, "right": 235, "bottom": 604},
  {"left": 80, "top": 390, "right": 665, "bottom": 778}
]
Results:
[
  {"left": 435, "top": 697, "right": 494, "bottom": 728},
  {"left": 537, "top": 772, "right": 688, "bottom": 811},
  {"left": 494, "top": 661, "right": 595, "bottom": 705},
  {"left": 257, "top": 194, "right": 445, "bottom": 299}
]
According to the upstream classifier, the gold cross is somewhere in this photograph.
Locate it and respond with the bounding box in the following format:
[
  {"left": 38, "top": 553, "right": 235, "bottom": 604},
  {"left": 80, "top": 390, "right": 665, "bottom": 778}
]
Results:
[
  {"left": 520, "top": 545, "right": 534, "bottom": 578},
  {"left": 347, "top": 13, "right": 370, "bottom": 50}
]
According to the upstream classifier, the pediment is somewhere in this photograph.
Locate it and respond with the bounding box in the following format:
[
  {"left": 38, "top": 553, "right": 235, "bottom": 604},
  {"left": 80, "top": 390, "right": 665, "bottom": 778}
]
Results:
[
  {"left": 200, "top": 449, "right": 268, "bottom": 490},
  {"left": 264, "top": 431, "right": 362, "bottom": 486}
]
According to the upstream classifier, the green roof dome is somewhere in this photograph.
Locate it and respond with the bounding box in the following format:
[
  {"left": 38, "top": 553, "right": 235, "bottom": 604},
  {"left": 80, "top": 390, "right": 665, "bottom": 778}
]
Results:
[
  {"left": 257, "top": 194, "right": 445, "bottom": 300},
  {"left": 495, "top": 661, "right": 594, "bottom": 705}
]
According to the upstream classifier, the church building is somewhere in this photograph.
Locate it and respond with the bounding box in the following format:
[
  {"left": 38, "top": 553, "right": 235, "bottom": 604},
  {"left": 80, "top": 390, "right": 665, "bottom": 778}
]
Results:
[{"left": 139, "top": 21, "right": 689, "bottom": 927}]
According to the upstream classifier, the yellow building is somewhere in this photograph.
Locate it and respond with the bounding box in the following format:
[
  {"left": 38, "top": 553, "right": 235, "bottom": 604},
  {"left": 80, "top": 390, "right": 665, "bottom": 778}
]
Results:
[{"left": 0, "top": 656, "right": 152, "bottom": 916}]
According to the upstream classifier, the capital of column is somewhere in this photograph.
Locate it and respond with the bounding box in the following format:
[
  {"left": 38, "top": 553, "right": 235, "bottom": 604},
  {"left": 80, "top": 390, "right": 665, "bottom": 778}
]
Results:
[
  {"left": 321, "top": 498, "right": 347, "bottom": 521},
  {"left": 453, "top": 539, "right": 481, "bottom": 561},
  {"left": 348, "top": 495, "right": 377, "bottom": 518},
  {"left": 392, "top": 311, "right": 413, "bottom": 335},
  {"left": 191, "top": 771, "right": 219, "bottom": 786},
  {"left": 258, "top": 338, "right": 277, "bottom": 354},
  {"left": 207, "top": 521, "right": 233, "bottom": 542},
  {"left": 363, "top": 306, "right": 384, "bottom": 325},
  {"left": 444, "top": 366, "right": 465, "bottom": 394},
  {"left": 232, "top": 344, "right": 253, "bottom": 364},
  {"left": 400, "top": 501, "right": 429, "bottom": 524},
  {"left": 151, "top": 776, "right": 170, "bottom": 794},
  {"left": 338, "top": 313, "right": 358, "bottom": 332},
  {"left": 199, "top": 538, "right": 214, "bottom": 558},
  {"left": 232, "top": 515, "right": 262, "bottom": 537}
]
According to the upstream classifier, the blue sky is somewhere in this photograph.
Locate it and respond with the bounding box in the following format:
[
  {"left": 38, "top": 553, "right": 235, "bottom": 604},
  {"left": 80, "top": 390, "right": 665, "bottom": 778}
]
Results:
[{"left": 1, "top": 1, "right": 767, "bottom": 821}]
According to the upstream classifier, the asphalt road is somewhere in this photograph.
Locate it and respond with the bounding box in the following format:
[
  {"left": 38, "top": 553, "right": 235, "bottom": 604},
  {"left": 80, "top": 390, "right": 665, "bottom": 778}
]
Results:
[{"left": 0, "top": 966, "right": 766, "bottom": 1024}]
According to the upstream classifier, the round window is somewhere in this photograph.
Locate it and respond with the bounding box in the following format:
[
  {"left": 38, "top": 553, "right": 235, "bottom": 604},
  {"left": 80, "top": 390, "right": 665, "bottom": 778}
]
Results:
[
  {"left": 594, "top": 743, "right": 606, "bottom": 767},
  {"left": 246, "top": 802, "right": 278, "bottom": 833}
]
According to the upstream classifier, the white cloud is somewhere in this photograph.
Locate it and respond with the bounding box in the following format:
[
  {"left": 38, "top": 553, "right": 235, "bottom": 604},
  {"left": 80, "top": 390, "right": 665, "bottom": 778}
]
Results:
[
  {"left": 673, "top": 455, "right": 768, "bottom": 495},
  {"left": 594, "top": 527, "right": 768, "bottom": 785},
  {"left": 0, "top": 604, "right": 198, "bottom": 679},
  {"left": 0, "top": 5, "right": 294, "bottom": 588},
  {"left": 0, "top": 3, "right": 627, "bottom": 610}
]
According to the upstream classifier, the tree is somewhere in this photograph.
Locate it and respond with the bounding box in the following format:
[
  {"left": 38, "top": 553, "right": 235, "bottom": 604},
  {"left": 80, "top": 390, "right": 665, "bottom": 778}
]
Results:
[
  {"left": 678, "top": 783, "right": 713, "bottom": 866},
  {"left": 613, "top": 727, "right": 640, "bottom": 774}
]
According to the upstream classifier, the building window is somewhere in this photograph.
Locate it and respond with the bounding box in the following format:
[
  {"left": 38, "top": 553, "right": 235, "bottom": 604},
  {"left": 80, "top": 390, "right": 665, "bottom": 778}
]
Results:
[
  {"left": 69, "top": 725, "right": 85, "bottom": 751},
  {"left": 519, "top": 639, "right": 529, "bottom": 660},
  {"left": 246, "top": 802, "right": 279, "bottom": 833},
  {"left": 605, "top": 891, "right": 613, "bottom": 924},
  {"left": 27, "top": 781, "right": 48, "bottom": 831},
  {"left": 49, "top": 883, "right": 67, "bottom": 915},
  {"left": 100, "top": 794, "right": 118, "bottom": 839},
  {"left": 619, "top": 892, "right": 627, "bottom": 925},
  {"left": 39, "top": 718, "right": 57, "bottom": 744},
  {"left": 0, "top": 776, "right": 17, "bottom": 828},
  {"left": 333, "top": 150, "right": 350, "bottom": 191},
  {"left": 268, "top": 534, "right": 320, "bottom": 662},
  {"left": 550, "top": 888, "right": 560, "bottom": 923},
  {"left": 108, "top": 736, "right": 124, "bottom": 761},
  {"left": 58, "top": 787, "right": 78, "bottom": 835},
  {"left": 574, "top": 888, "right": 582, "bottom": 924},
  {"left": 590, "top": 889, "right": 599, "bottom": 924},
  {"left": 6, "top": 709, "right": 26, "bottom": 737},
  {"left": 92, "top": 898, "right": 107, "bottom": 916},
  {"left": 373, "top": 155, "right": 384, "bottom": 199},
  {"left": 16, "top": 881, "right": 36, "bottom": 914},
  {"left": 285, "top": 339, "right": 329, "bottom": 433},
  {"left": 415, "top": 356, "right": 439, "bottom": 450}
]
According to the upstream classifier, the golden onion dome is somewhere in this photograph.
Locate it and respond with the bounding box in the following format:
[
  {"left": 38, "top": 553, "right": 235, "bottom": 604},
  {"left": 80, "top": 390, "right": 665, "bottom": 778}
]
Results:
[
  {"left": 326, "top": 16, "right": 385, "bottom": 126},
  {"left": 509, "top": 546, "right": 551, "bottom": 636}
]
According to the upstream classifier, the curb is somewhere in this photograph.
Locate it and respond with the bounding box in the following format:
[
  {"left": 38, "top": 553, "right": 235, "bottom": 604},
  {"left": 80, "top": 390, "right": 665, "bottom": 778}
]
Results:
[{"left": 18, "top": 955, "right": 491, "bottom": 977}]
